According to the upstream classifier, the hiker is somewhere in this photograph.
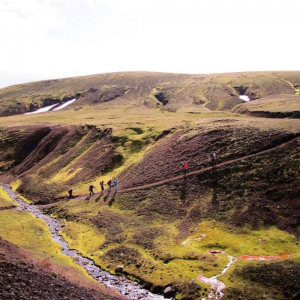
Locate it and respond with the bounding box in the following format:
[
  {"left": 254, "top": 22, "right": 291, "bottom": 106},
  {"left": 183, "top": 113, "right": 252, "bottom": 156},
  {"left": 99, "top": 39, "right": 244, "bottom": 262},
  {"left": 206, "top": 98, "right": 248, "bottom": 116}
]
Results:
[
  {"left": 100, "top": 180, "right": 104, "bottom": 193},
  {"left": 107, "top": 178, "right": 112, "bottom": 191},
  {"left": 211, "top": 151, "right": 217, "bottom": 165},
  {"left": 183, "top": 162, "right": 188, "bottom": 175},
  {"left": 89, "top": 184, "right": 95, "bottom": 196},
  {"left": 114, "top": 178, "right": 119, "bottom": 192},
  {"left": 68, "top": 188, "right": 74, "bottom": 199}
]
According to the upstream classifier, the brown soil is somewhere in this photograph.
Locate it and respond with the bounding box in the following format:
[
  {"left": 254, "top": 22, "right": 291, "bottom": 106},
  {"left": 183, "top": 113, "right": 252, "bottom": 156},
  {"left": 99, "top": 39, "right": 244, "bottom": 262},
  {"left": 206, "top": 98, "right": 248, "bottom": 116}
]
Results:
[
  {"left": 0, "top": 237, "right": 122, "bottom": 300},
  {"left": 119, "top": 126, "right": 299, "bottom": 190},
  {"left": 0, "top": 125, "right": 119, "bottom": 204},
  {"left": 119, "top": 133, "right": 300, "bottom": 193},
  {"left": 225, "top": 260, "right": 300, "bottom": 300},
  {"left": 117, "top": 135, "right": 300, "bottom": 237}
]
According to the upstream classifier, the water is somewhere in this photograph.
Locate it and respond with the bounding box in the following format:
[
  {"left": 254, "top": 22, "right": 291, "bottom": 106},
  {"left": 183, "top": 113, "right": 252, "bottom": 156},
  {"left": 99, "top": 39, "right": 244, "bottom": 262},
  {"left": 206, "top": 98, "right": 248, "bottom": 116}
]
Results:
[{"left": 1, "top": 184, "right": 165, "bottom": 300}]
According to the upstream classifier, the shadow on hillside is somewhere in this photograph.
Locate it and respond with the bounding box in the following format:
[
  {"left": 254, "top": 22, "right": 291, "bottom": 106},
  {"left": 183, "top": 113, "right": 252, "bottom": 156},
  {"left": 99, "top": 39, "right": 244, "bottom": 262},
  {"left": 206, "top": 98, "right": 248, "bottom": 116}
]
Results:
[
  {"left": 103, "top": 190, "right": 111, "bottom": 202},
  {"left": 180, "top": 175, "right": 187, "bottom": 202},
  {"left": 211, "top": 167, "right": 219, "bottom": 208},
  {"left": 108, "top": 191, "right": 117, "bottom": 207},
  {"left": 95, "top": 193, "right": 102, "bottom": 202}
]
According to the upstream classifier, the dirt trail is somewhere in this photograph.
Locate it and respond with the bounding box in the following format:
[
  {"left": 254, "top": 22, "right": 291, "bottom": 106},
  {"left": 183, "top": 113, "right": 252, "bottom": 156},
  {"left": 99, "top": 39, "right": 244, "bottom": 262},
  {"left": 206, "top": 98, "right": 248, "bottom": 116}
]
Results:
[
  {"left": 119, "top": 135, "right": 299, "bottom": 193},
  {"left": 39, "top": 135, "right": 299, "bottom": 204}
]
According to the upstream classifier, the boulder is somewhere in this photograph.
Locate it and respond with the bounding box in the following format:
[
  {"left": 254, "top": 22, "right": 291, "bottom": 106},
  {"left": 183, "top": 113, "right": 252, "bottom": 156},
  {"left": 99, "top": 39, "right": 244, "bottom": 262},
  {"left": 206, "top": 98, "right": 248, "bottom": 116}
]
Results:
[
  {"left": 164, "top": 286, "right": 174, "bottom": 298},
  {"left": 115, "top": 265, "right": 124, "bottom": 273}
]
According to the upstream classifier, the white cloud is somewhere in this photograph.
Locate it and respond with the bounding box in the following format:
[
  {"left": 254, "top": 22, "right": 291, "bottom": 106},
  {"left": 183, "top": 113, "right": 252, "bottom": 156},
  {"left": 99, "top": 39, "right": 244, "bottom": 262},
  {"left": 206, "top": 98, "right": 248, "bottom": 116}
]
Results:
[{"left": 0, "top": 0, "right": 300, "bottom": 88}]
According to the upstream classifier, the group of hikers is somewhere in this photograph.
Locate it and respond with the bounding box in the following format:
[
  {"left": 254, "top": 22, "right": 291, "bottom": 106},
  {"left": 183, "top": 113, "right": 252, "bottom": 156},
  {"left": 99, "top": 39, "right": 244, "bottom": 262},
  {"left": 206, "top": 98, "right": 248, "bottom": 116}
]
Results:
[
  {"left": 89, "top": 178, "right": 119, "bottom": 196},
  {"left": 182, "top": 151, "right": 217, "bottom": 175},
  {"left": 68, "top": 178, "right": 119, "bottom": 199},
  {"left": 67, "top": 151, "right": 217, "bottom": 199}
]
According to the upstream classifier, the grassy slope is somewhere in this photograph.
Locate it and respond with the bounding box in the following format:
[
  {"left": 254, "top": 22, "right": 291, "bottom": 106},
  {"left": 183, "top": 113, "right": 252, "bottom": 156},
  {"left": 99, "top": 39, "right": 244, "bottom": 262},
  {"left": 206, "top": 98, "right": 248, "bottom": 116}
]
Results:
[
  {"left": 0, "top": 71, "right": 300, "bottom": 118},
  {"left": 0, "top": 71, "right": 300, "bottom": 299},
  {"left": 0, "top": 186, "right": 121, "bottom": 298}
]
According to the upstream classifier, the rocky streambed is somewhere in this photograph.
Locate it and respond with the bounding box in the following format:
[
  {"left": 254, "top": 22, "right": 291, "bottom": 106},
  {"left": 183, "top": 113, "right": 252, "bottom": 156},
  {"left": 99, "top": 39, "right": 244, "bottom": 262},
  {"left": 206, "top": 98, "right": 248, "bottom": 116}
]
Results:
[{"left": 1, "top": 184, "right": 165, "bottom": 300}]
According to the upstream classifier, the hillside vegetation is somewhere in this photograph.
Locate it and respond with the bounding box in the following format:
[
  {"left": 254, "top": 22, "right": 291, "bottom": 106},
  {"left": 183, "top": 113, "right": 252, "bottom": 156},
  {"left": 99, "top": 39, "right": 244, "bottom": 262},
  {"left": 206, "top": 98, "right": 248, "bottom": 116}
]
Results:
[{"left": 0, "top": 71, "right": 300, "bottom": 299}]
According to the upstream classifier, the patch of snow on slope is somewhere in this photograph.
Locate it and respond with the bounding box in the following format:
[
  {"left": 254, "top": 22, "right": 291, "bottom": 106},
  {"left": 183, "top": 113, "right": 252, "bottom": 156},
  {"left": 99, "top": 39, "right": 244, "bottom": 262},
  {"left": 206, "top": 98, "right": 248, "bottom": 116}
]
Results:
[
  {"left": 24, "top": 103, "right": 58, "bottom": 115},
  {"left": 53, "top": 98, "right": 76, "bottom": 110},
  {"left": 239, "top": 95, "right": 250, "bottom": 102}
]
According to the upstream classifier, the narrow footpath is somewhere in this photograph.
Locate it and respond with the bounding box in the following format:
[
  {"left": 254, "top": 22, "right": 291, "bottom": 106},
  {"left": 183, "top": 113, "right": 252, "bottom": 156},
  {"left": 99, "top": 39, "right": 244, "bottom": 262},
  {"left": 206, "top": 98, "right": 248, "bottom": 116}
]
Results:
[
  {"left": 120, "top": 135, "right": 299, "bottom": 193},
  {"left": 1, "top": 136, "right": 299, "bottom": 300}
]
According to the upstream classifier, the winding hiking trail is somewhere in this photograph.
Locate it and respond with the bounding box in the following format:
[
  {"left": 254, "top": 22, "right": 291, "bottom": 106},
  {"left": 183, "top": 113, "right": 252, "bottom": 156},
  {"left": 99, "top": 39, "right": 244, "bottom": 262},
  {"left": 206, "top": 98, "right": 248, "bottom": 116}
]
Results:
[
  {"left": 119, "top": 135, "right": 299, "bottom": 193},
  {"left": 39, "top": 135, "right": 299, "bottom": 204},
  {"left": 1, "top": 135, "right": 299, "bottom": 300}
]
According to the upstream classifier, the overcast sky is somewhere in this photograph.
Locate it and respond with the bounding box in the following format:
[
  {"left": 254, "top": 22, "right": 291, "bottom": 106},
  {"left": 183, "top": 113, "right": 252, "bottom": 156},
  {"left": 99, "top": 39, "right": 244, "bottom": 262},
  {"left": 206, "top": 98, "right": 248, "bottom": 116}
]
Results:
[{"left": 0, "top": 0, "right": 299, "bottom": 88}]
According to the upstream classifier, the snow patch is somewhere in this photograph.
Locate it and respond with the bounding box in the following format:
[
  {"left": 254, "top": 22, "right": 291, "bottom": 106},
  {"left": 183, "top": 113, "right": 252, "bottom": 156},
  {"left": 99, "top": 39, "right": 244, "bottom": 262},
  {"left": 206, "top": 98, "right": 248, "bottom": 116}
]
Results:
[
  {"left": 24, "top": 103, "right": 58, "bottom": 115},
  {"left": 53, "top": 98, "right": 76, "bottom": 110},
  {"left": 24, "top": 98, "right": 77, "bottom": 115},
  {"left": 239, "top": 95, "right": 250, "bottom": 102}
]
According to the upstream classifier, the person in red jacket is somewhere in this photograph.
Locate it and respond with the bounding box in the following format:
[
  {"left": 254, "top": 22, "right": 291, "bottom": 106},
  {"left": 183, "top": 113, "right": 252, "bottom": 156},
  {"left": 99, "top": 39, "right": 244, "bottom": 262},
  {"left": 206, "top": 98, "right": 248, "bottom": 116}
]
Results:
[
  {"left": 107, "top": 178, "right": 112, "bottom": 191},
  {"left": 183, "top": 162, "right": 188, "bottom": 175}
]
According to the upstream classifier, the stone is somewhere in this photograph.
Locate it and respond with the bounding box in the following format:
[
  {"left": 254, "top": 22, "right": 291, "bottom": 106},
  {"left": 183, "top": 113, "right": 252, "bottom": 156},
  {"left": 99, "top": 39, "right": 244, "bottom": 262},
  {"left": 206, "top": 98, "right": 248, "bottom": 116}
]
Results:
[
  {"left": 164, "top": 286, "right": 174, "bottom": 298},
  {"left": 208, "top": 250, "right": 222, "bottom": 254},
  {"left": 115, "top": 265, "right": 124, "bottom": 273}
]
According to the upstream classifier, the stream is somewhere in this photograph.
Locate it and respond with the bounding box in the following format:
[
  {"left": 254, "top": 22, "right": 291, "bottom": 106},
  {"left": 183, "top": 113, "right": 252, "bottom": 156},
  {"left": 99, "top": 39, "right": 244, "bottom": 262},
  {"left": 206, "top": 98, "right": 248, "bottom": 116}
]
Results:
[
  {"left": 3, "top": 184, "right": 292, "bottom": 300},
  {"left": 198, "top": 250, "right": 236, "bottom": 300},
  {"left": 1, "top": 184, "right": 165, "bottom": 300}
]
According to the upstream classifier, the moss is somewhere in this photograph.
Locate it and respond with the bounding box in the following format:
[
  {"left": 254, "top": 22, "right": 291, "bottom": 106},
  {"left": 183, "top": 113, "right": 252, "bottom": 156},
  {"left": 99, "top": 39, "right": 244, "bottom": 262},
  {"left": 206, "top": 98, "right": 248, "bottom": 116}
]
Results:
[
  {"left": 223, "top": 260, "right": 300, "bottom": 300},
  {"left": 0, "top": 208, "right": 98, "bottom": 284},
  {"left": 0, "top": 186, "right": 15, "bottom": 207}
]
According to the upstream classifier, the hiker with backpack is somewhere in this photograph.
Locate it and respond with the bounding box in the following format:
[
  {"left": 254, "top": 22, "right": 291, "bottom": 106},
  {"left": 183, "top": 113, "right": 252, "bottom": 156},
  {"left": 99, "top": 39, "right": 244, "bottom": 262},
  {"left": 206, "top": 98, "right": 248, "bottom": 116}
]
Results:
[
  {"left": 211, "top": 151, "right": 217, "bottom": 165},
  {"left": 89, "top": 184, "right": 95, "bottom": 196},
  {"left": 100, "top": 180, "right": 104, "bottom": 193},
  {"left": 113, "top": 178, "right": 119, "bottom": 192},
  {"left": 107, "top": 178, "right": 112, "bottom": 191}
]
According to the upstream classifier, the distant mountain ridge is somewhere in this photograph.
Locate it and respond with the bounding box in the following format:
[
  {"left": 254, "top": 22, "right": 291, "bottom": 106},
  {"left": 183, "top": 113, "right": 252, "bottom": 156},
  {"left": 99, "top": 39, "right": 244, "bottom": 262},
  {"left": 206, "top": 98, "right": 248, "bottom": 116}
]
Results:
[{"left": 0, "top": 71, "right": 299, "bottom": 117}]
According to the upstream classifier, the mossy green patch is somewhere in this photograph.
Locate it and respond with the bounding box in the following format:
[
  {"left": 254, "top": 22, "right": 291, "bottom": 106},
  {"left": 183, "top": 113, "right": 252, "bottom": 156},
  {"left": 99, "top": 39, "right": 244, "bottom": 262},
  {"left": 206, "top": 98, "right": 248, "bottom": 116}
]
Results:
[
  {"left": 0, "top": 208, "right": 97, "bottom": 283},
  {"left": 0, "top": 186, "right": 15, "bottom": 207},
  {"left": 181, "top": 221, "right": 300, "bottom": 256},
  {"left": 61, "top": 221, "right": 105, "bottom": 257},
  {"left": 221, "top": 259, "right": 300, "bottom": 300}
]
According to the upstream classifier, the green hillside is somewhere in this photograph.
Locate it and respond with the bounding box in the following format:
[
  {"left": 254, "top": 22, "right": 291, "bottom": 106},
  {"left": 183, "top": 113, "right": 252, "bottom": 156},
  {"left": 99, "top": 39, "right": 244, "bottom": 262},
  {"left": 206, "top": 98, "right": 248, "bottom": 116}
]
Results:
[
  {"left": 0, "top": 71, "right": 300, "bottom": 117},
  {"left": 0, "top": 71, "right": 300, "bottom": 300}
]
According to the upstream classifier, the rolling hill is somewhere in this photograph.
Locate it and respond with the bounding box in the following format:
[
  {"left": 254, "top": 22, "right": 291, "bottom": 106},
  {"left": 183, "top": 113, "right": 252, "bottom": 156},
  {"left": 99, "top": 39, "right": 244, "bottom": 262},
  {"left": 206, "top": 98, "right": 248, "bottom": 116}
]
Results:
[{"left": 0, "top": 71, "right": 300, "bottom": 300}]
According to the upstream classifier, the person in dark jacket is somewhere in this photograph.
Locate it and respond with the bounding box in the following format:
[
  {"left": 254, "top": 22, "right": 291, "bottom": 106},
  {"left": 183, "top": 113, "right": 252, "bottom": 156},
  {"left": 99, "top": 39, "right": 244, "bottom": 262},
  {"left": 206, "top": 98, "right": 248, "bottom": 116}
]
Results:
[
  {"left": 100, "top": 180, "right": 104, "bottom": 193},
  {"left": 89, "top": 185, "right": 95, "bottom": 196},
  {"left": 68, "top": 188, "right": 74, "bottom": 199}
]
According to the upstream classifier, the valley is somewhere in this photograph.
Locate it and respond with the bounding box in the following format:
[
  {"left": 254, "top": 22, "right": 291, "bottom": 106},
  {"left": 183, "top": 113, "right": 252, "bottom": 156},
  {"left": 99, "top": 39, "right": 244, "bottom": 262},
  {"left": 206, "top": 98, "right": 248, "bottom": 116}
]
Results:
[{"left": 0, "top": 71, "right": 300, "bottom": 299}]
